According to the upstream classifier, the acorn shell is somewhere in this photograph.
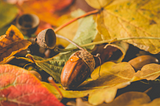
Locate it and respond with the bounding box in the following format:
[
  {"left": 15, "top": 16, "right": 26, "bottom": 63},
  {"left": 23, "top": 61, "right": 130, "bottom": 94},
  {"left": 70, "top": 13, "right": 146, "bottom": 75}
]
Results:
[{"left": 36, "top": 28, "right": 56, "bottom": 49}]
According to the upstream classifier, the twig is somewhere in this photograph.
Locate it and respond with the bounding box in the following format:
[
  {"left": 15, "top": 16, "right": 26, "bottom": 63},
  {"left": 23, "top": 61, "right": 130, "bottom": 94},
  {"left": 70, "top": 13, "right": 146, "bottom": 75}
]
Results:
[{"left": 54, "top": 9, "right": 99, "bottom": 33}]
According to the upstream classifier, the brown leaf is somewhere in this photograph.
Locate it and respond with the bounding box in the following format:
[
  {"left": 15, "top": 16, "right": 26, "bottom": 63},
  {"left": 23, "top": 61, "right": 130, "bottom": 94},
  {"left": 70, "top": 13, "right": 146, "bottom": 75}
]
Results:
[
  {"left": 0, "top": 40, "right": 31, "bottom": 63},
  {"left": 0, "top": 25, "right": 31, "bottom": 63},
  {"left": 142, "top": 98, "right": 160, "bottom": 106}
]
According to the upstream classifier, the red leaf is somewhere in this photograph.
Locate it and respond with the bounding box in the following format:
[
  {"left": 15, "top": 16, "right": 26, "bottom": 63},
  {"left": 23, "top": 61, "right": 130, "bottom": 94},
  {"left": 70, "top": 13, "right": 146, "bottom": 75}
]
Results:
[{"left": 0, "top": 64, "right": 64, "bottom": 106}]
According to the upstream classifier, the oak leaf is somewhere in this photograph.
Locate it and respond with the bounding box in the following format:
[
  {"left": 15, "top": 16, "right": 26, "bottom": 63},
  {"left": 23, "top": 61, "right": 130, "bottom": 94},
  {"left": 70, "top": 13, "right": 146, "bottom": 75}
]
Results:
[
  {"left": 86, "top": 0, "right": 160, "bottom": 54},
  {"left": 105, "top": 91, "right": 151, "bottom": 106},
  {"left": 0, "top": 64, "right": 64, "bottom": 106},
  {"left": 134, "top": 63, "right": 160, "bottom": 80}
]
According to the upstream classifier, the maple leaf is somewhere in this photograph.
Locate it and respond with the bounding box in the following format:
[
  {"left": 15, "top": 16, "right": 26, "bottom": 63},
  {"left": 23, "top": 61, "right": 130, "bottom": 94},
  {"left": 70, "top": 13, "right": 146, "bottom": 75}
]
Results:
[
  {"left": 0, "top": 64, "right": 64, "bottom": 106},
  {"left": 86, "top": 0, "right": 160, "bottom": 54}
]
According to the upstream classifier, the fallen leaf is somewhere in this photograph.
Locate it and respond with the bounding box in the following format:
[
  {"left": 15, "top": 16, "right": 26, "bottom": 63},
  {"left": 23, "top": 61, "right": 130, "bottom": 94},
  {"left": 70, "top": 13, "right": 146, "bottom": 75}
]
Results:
[
  {"left": 0, "top": 64, "right": 64, "bottom": 106},
  {"left": 0, "top": 25, "right": 24, "bottom": 47},
  {"left": 21, "top": 0, "right": 73, "bottom": 27},
  {"left": 43, "top": 82, "right": 89, "bottom": 99},
  {"left": 85, "top": 0, "right": 113, "bottom": 9},
  {"left": 81, "top": 62, "right": 134, "bottom": 105},
  {"left": 87, "top": 0, "right": 160, "bottom": 54},
  {"left": 81, "top": 62, "right": 135, "bottom": 89},
  {"left": 0, "top": 1, "right": 18, "bottom": 29},
  {"left": 105, "top": 91, "right": 151, "bottom": 106},
  {"left": 0, "top": 25, "right": 31, "bottom": 63},
  {"left": 0, "top": 40, "right": 31, "bottom": 63},
  {"left": 56, "top": 9, "right": 85, "bottom": 47},
  {"left": 66, "top": 9, "right": 97, "bottom": 50},
  {"left": 142, "top": 98, "right": 160, "bottom": 106},
  {"left": 134, "top": 63, "right": 160, "bottom": 80}
]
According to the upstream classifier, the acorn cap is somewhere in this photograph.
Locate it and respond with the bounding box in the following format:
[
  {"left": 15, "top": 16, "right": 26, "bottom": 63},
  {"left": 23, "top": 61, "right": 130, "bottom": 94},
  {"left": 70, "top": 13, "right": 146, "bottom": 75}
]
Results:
[
  {"left": 16, "top": 14, "right": 39, "bottom": 36},
  {"left": 36, "top": 28, "right": 56, "bottom": 49},
  {"left": 70, "top": 50, "right": 95, "bottom": 73}
]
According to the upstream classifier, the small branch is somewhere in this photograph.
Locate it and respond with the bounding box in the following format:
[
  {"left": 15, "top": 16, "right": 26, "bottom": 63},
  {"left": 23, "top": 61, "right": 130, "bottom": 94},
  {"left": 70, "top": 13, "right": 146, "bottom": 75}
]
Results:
[{"left": 54, "top": 9, "right": 99, "bottom": 33}]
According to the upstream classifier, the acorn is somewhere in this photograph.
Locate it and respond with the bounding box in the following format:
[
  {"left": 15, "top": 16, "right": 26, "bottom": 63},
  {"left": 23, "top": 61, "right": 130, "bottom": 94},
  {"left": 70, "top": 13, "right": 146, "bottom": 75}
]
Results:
[
  {"left": 128, "top": 55, "right": 159, "bottom": 71},
  {"left": 61, "top": 49, "right": 95, "bottom": 89},
  {"left": 36, "top": 28, "right": 56, "bottom": 49}
]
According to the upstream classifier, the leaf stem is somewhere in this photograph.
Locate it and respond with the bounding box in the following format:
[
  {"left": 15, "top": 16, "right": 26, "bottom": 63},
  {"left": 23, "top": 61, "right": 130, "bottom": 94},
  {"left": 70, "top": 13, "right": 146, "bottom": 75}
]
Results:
[
  {"left": 54, "top": 9, "right": 99, "bottom": 33},
  {"left": 58, "top": 37, "right": 160, "bottom": 52},
  {"left": 48, "top": 76, "right": 63, "bottom": 99},
  {"left": 56, "top": 34, "right": 84, "bottom": 50}
]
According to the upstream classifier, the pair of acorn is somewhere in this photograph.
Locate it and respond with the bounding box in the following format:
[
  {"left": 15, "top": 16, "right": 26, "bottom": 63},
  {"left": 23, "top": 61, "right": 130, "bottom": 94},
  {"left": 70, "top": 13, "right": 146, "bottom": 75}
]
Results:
[
  {"left": 36, "top": 28, "right": 95, "bottom": 89},
  {"left": 36, "top": 28, "right": 160, "bottom": 90}
]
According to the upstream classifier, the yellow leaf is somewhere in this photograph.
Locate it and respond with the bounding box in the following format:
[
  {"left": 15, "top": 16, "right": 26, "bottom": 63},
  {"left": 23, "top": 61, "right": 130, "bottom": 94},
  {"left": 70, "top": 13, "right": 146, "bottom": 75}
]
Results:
[
  {"left": 135, "top": 63, "right": 160, "bottom": 80},
  {"left": 79, "top": 62, "right": 135, "bottom": 105},
  {"left": 0, "top": 25, "right": 31, "bottom": 63},
  {"left": 85, "top": 0, "right": 113, "bottom": 9},
  {"left": 90, "top": 0, "right": 160, "bottom": 54},
  {"left": 91, "top": 61, "right": 116, "bottom": 80},
  {"left": 0, "top": 25, "right": 24, "bottom": 47},
  {"left": 105, "top": 91, "right": 151, "bottom": 106},
  {"left": 88, "top": 82, "right": 131, "bottom": 105}
]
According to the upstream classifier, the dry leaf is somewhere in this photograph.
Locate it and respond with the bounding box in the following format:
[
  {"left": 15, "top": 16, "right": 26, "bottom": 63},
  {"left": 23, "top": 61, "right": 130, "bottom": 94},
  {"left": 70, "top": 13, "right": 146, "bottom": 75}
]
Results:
[
  {"left": 0, "top": 25, "right": 31, "bottom": 63},
  {"left": 0, "top": 25, "right": 24, "bottom": 47},
  {"left": 79, "top": 62, "right": 135, "bottom": 105},
  {"left": 105, "top": 91, "right": 151, "bottom": 106},
  {"left": 87, "top": 0, "right": 160, "bottom": 54},
  {"left": 134, "top": 63, "right": 160, "bottom": 80},
  {"left": 142, "top": 98, "right": 160, "bottom": 106}
]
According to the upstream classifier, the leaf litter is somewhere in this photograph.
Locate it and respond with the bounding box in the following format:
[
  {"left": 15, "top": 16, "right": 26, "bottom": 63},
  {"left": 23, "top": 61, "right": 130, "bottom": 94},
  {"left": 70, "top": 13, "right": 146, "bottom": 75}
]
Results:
[{"left": 1, "top": 0, "right": 160, "bottom": 106}]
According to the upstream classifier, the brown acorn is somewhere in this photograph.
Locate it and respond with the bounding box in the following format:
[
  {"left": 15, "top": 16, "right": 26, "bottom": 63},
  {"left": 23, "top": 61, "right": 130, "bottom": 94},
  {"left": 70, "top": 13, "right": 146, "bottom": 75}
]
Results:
[
  {"left": 36, "top": 28, "right": 56, "bottom": 49},
  {"left": 61, "top": 50, "right": 95, "bottom": 89}
]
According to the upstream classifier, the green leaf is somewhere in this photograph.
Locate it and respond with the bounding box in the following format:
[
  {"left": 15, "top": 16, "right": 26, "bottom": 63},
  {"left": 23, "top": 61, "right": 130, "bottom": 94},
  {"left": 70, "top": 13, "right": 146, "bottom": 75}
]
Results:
[
  {"left": 66, "top": 9, "right": 97, "bottom": 50},
  {"left": 0, "top": 1, "right": 18, "bottom": 29}
]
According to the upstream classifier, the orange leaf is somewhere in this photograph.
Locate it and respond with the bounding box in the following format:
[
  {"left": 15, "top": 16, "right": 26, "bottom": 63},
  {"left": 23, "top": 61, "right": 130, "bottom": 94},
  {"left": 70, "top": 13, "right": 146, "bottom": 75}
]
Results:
[
  {"left": 0, "top": 64, "right": 64, "bottom": 106},
  {"left": 0, "top": 25, "right": 31, "bottom": 63},
  {"left": 0, "top": 25, "right": 24, "bottom": 48},
  {"left": 21, "top": 0, "right": 73, "bottom": 27}
]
